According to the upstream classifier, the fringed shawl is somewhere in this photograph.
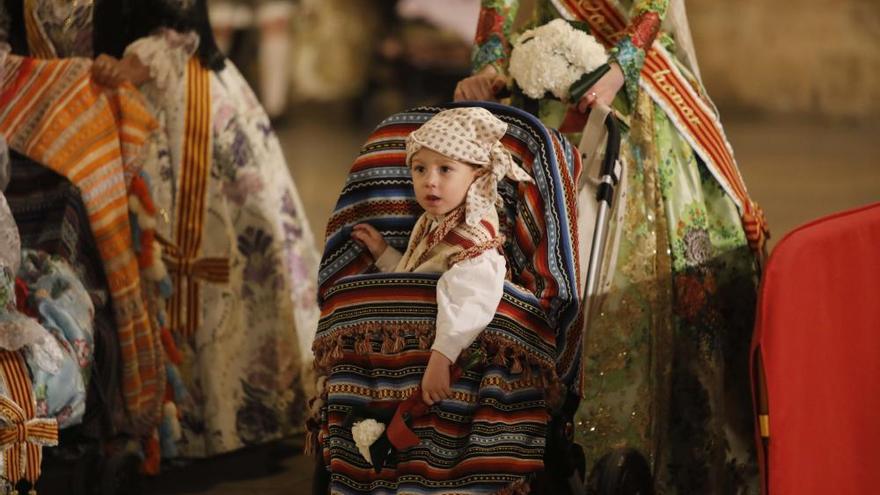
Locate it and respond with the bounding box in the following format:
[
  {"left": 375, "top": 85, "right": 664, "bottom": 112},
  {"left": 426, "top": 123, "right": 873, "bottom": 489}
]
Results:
[{"left": 0, "top": 54, "right": 163, "bottom": 431}]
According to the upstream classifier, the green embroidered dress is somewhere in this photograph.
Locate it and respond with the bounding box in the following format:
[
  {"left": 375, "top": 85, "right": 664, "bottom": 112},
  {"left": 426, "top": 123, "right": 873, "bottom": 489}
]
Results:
[{"left": 473, "top": 1, "right": 760, "bottom": 493}]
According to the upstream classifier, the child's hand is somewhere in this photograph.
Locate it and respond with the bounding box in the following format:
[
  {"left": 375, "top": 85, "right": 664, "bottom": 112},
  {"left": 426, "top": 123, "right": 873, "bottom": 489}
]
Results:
[
  {"left": 421, "top": 351, "right": 452, "bottom": 406},
  {"left": 351, "top": 223, "right": 388, "bottom": 259}
]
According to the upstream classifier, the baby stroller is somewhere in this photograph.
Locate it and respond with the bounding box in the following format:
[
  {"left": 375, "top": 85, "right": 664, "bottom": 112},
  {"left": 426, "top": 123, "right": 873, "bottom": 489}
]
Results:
[
  {"left": 311, "top": 102, "right": 586, "bottom": 494},
  {"left": 751, "top": 202, "right": 880, "bottom": 494}
]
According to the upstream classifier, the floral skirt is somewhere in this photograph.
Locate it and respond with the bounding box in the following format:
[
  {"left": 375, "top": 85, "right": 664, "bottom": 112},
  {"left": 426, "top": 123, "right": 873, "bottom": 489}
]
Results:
[{"left": 572, "top": 92, "right": 759, "bottom": 494}]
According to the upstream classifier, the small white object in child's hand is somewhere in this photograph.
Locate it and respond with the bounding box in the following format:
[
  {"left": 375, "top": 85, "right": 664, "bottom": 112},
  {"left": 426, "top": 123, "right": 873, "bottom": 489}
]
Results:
[{"left": 351, "top": 418, "right": 386, "bottom": 465}]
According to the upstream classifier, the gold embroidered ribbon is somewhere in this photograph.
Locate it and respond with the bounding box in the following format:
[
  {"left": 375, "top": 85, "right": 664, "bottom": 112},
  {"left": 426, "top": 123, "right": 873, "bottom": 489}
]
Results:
[
  {"left": 551, "top": 0, "right": 770, "bottom": 253},
  {"left": 161, "top": 58, "right": 230, "bottom": 338},
  {"left": 0, "top": 351, "right": 59, "bottom": 489},
  {"left": 160, "top": 242, "right": 231, "bottom": 338}
]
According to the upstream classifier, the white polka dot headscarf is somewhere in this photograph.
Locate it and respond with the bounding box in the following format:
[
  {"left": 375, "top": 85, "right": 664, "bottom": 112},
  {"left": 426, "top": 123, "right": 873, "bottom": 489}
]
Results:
[{"left": 405, "top": 107, "right": 533, "bottom": 227}]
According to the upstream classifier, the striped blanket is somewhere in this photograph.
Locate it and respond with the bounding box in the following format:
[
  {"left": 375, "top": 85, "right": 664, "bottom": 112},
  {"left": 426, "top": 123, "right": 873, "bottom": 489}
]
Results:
[
  {"left": 0, "top": 54, "right": 163, "bottom": 432},
  {"left": 313, "top": 103, "right": 583, "bottom": 493}
]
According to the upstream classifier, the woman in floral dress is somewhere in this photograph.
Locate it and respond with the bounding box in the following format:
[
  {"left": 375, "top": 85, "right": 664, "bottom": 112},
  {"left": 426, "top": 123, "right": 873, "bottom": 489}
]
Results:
[
  {"left": 457, "top": 0, "right": 765, "bottom": 492},
  {"left": 110, "top": 0, "right": 321, "bottom": 458},
  {"left": 2, "top": 0, "right": 321, "bottom": 459}
]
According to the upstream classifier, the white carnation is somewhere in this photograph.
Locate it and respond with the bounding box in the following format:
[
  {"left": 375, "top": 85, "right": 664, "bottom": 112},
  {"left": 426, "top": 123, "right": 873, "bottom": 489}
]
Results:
[
  {"left": 351, "top": 419, "right": 386, "bottom": 465},
  {"left": 509, "top": 18, "right": 608, "bottom": 100}
]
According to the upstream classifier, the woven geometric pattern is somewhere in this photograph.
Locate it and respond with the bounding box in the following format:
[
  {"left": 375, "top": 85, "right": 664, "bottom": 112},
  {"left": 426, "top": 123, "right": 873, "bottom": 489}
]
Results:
[{"left": 313, "top": 103, "right": 582, "bottom": 493}]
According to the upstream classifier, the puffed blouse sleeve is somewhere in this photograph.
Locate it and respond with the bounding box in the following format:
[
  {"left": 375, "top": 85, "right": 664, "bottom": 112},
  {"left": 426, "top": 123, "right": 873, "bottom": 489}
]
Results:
[{"left": 432, "top": 249, "right": 505, "bottom": 363}]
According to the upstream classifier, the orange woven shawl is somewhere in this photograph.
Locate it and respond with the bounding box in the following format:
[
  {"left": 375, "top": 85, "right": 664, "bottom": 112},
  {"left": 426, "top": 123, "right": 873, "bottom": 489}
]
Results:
[{"left": 0, "top": 54, "right": 162, "bottom": 431}]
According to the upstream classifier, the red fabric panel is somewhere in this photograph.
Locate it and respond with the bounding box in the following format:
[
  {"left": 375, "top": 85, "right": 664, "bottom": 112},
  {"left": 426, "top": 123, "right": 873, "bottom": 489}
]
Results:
[{"left": 752, "top": 202, "right": 880, "bottom": 494}]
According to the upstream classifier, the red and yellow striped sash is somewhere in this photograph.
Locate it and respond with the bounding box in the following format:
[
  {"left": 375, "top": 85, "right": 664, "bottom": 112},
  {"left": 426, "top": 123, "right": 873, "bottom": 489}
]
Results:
[
  {"left": 162, "top": 57, "right": 230, "bottom": 339},
  {"left": 552, "top": 0, "right": 769, "bottom": 252},
  {"left": 0, "top": 351, "right": 59, "bottom": 487}
]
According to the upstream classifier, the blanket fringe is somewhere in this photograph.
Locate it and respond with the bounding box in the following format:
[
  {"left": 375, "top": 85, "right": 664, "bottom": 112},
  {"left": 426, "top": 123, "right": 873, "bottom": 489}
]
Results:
[
  {"left": 495, "top": 477, "right": 532, "bottom": 495},
  {"left": 312, "top": 322, "right": 558, "bottom": 384}
]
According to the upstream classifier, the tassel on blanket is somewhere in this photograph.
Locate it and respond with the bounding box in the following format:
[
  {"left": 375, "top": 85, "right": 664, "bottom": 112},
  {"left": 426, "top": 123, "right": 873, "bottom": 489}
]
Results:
[
  {"left": 313, "top": 322, "right": 436, "bottom": 371},
  {"left": 313, "top": 322, "right": 559, "bottom": 383},
  {"left": 304, "top": 375, "right": 328, "bottom": 457},
  {"left": 159, "top": 401, "right": 181, "bottom": 459},
  {"left": 510, "top": 355, "right": 523, "bottom": 375},
  {"left": 492, "top": 350, "right": 507, "bottom": 367},
  {"left": 480, "top": 334, "right": 555, "bottom": 376},
  {"left": 303, "top": 429, "right": 316, "bottom": 457},
  {"left": 303, "top": 416, "right": 324, "bottom": 458},
  {"left": 354, "top": 336, "right": 369, "bottom": 355},
  {"left": 495, "top": 477, "right": 532, "bottom": 495},
  {"left": 380, "top": 332, "right": 395, "bottom": 354},
  {"left": 129, "top": 174, "right": 157, "bottom": 218},
  {"left": 542, "top": 369, "right": 565, "bottom": 410},
  {"left": 141, "top": 431, "right": 161, "bottom": 475},
  {"left": 331, "top": 336, "right": 345, "bottom": 362},
  {"left": 165, "top": 362, "right": 189, "bottom": 404},
  {"left": 388, "top": 329, "right": 406, "bottom": 354},
  {"left": 129, "top": 173, "right": 169, "bottom": 283},
  {"left": 160, "top": 327, "right": 183, "bottom": 366},
  {"left": 160, "top": 359, "right": 189, "bottom": 460}
]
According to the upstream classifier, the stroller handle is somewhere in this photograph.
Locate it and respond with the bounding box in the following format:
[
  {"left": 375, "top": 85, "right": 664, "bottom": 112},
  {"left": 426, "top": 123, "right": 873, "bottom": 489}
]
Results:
[{"left": 596, "top": 114, "right": 621, "bottom": 207}]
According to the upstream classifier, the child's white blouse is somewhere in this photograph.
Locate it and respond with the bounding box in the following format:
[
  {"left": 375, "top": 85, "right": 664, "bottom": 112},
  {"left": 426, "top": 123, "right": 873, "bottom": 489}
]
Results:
[{"left": 375, "top": 247, "right": 505, "bottom": 363}]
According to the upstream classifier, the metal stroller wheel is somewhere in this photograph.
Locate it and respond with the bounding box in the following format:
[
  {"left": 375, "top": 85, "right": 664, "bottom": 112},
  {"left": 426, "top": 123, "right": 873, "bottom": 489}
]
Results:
[{"left": 100, "top": 451, "right": 142, "bottom": 495}]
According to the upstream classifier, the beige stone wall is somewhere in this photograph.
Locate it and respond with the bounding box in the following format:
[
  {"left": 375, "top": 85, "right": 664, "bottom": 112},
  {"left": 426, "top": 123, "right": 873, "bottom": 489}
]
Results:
[{"left": 687, "top": 0, "right": 880, "bottom": 119}]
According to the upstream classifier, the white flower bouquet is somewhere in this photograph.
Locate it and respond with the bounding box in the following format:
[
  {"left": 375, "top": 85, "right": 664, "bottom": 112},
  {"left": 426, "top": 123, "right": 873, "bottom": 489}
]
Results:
[
  {"left": 351, "top": 418, "right": 386, "bottom": 466},
  {"left": 509, "top": 19, "right": 610, "bottom": 102}
]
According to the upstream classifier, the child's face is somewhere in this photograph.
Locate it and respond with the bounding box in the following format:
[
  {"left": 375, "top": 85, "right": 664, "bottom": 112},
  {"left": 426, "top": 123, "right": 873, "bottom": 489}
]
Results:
[{"left": 410, "top": 148, "right": 479, "bottom": 217}]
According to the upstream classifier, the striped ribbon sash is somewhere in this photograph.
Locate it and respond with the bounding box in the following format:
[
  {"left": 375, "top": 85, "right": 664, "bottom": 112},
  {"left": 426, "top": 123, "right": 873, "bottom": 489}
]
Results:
[
  {"left": 161, "top": 58, "right": 230, "bottom": 339},
  {"left": 0, "top": 351, "right": 58, "bottom": 489},
  {"left": 551, "top": 0, "right": 769, "bottom": 252}
]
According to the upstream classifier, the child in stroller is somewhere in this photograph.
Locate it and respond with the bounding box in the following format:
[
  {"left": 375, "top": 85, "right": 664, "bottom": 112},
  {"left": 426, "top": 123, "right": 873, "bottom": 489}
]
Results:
[
  {"left": 311, "top": 102, "right": 585, "bottom": 494},
  {"left": 350, "top": 107, "right": 532, "bottom": 406}
]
